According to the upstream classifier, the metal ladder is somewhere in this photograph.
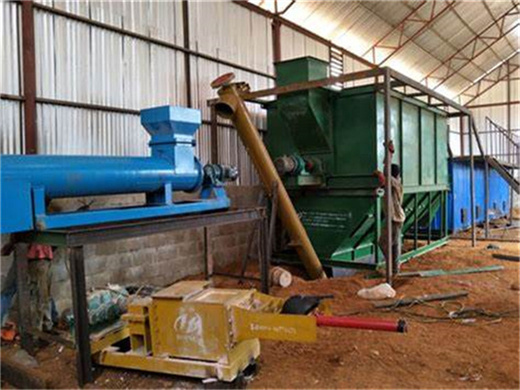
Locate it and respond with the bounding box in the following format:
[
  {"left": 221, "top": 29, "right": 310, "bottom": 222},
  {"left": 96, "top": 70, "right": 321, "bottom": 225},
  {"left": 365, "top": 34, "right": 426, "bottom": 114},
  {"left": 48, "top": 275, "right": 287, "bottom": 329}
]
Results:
[{"left": 481, "top": 117, "right": 519, "bottom": 194}]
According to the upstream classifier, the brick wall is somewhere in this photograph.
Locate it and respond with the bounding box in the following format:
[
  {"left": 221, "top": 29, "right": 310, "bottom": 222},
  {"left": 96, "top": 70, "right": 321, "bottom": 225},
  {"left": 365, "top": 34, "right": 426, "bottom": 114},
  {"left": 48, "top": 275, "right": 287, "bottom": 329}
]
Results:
[{"left": 0, "top": 185, "right": 263, "bottom": 314}]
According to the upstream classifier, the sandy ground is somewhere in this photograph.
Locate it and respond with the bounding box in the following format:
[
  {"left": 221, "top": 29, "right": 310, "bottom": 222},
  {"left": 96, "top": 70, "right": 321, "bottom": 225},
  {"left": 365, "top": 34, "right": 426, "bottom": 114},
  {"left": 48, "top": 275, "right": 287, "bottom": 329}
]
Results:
[{"left": 1, "top": 238, "right": 519, "bottom": 389}]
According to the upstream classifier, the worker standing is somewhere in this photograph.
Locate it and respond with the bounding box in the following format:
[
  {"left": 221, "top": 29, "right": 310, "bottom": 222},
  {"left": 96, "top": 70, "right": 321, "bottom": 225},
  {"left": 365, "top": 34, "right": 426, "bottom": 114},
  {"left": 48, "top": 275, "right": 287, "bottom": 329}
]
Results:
[{"left": 375, "top": 141, "right": 406, "bottom": 274}]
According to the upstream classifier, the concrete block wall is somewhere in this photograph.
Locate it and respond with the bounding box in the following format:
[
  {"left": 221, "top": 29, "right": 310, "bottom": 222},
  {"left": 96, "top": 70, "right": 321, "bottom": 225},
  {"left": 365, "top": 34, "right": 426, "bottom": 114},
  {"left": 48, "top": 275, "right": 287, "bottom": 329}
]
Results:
[{"left": 1, "top": 185, "right": 263, "bottom": 315}]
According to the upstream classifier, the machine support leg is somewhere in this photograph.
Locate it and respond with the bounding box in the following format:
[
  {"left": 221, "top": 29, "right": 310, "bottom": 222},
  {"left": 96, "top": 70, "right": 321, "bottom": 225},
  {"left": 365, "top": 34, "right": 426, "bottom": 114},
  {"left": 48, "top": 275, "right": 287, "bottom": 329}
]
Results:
[
  {"left": 444, "top": 191, "right": 449, "bottom": 239},
  {"left": 267, "top": 181, "right": 279, "bottom": 262},
  {"left": 414, "top": 194, "right": 418, "bottom": 250},
  {"left": 427, "top": 192, "right": 432, "bottom": 244},
  {"left": 383, "top": 68, "right": 393, "bottom": 285},
  {"left": 14, "top": 243, "right": 33, "bottom": 353},
  {"left": 375, "top": 197, "right": 381, "bottom": 266},
  {"left": 69, "top": 246, "right": 93, "bottom": 386},
  {"left": 203, "top": 227, "right": 212, "bottom": 279},
  {"left": 260, "top": 216, "right": 270, "bottom": 294}
]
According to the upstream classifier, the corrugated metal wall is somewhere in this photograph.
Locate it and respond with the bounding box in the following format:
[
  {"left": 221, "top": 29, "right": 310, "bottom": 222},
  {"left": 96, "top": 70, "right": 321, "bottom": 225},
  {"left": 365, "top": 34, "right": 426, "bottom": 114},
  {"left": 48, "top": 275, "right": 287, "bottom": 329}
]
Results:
[
  {"left": 1, "top": 2, "right": 22, "bottom": 154},
  {"left": 4, "top": 0, "right": 356, "bottom": 186},
  {"left": 3, "top": 0, "right": 513, "bottom": 184}
]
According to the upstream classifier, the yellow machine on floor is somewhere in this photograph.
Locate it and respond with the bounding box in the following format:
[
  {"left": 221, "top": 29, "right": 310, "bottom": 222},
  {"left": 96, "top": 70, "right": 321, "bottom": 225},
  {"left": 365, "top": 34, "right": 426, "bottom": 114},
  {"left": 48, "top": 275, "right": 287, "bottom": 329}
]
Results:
[{"left": 91, "top": 281, "right": 405, "bottom": 382}]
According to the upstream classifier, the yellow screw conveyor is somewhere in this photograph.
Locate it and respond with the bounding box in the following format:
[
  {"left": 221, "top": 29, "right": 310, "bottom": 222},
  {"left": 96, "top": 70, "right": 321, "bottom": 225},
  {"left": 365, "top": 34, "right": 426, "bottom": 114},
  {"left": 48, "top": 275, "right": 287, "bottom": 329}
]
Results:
[
  {"left": 211, "top": 73, "right": 327, "bottom": 280},
  {"left": 92, "top": 281, "right": 406, "bottom": 383}
]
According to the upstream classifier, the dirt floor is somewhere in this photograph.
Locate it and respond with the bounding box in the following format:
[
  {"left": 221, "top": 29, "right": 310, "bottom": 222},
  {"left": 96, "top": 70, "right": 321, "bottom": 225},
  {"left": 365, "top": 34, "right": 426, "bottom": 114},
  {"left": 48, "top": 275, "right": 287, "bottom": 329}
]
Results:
[{"left": 1, "top": 237, "right": 519, "bottom": 389}]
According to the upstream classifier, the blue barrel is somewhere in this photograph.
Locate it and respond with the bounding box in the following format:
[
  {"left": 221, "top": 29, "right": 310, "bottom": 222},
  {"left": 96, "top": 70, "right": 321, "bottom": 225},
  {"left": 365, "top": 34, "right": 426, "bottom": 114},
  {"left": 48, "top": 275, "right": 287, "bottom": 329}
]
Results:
[{"left": 0, "top": 155, "right": 202, "bottom": 198}]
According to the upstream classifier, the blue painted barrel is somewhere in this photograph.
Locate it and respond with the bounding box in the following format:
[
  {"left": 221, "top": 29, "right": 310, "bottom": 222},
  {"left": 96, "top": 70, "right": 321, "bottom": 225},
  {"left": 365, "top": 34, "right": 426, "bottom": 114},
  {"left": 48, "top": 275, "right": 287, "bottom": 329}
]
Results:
[{"left": 0, "top": 155, "right": 202, "bottom": 198}]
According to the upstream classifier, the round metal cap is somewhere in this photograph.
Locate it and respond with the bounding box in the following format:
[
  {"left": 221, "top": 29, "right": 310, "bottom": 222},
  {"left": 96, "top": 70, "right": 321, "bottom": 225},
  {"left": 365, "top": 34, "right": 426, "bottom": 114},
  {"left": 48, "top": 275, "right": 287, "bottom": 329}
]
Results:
[{"left": 211, "top": 72, "right": 236, "bottom": 89}]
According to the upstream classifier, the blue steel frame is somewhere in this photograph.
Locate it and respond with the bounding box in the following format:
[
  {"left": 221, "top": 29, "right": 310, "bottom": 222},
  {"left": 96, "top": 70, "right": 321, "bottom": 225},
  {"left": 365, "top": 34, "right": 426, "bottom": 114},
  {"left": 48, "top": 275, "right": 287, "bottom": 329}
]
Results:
[{"left": 33, "top": 186, "right": 230, "bottom": 231}]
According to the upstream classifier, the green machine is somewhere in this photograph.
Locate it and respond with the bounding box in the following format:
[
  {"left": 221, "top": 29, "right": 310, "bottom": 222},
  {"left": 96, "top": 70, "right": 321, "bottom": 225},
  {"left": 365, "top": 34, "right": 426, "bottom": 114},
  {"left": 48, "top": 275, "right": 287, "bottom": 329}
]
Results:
[{"left": 264, "top": 57, "right": 449, "bottom": 270}]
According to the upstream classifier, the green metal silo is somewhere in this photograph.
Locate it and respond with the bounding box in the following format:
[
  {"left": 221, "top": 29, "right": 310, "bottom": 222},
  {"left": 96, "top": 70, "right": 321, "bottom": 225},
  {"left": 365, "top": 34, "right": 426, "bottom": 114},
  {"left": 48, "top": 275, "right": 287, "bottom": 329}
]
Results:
[{"left": 265, "top": 57, "right": 449, "bottom": 269}]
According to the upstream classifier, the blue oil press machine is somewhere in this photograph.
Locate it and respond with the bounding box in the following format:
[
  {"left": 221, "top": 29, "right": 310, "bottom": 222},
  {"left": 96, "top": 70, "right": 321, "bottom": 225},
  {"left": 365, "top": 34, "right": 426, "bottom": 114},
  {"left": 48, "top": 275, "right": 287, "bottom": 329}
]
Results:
[{"left": 0, "top": 105, "right": 237, "bottom": 233}]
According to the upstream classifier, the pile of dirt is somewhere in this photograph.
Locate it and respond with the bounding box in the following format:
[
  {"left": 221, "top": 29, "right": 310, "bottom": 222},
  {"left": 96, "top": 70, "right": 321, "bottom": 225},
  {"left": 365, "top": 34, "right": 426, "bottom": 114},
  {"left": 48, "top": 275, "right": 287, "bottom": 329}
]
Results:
[{"left": 1, "top": 239, "right": 518, "bottom": 389}]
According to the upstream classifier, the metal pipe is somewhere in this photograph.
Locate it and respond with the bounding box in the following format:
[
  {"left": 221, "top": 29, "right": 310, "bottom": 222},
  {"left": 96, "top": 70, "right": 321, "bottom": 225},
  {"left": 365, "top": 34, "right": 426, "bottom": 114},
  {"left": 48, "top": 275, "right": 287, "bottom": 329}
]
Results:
[
  {"left": 315, "top": 315, "right": 407, "bottom": 333},
  {"left": 468, "top": 116, "right": 476, "bottom": 247},
  {"left": 484, "top": 158, "right": 490, "bottom": 239},
  {"left": 507, "top": 60, "right": 514, "bottom": 223},
  {"left": 467, "top": 100, "right": 520, "bottom": 109},
  {"left": 214, "top": 83, "right": 326, "bottom": 279},
  {"left": 384, "top": 68, "right": 393, "bottom": 285}
]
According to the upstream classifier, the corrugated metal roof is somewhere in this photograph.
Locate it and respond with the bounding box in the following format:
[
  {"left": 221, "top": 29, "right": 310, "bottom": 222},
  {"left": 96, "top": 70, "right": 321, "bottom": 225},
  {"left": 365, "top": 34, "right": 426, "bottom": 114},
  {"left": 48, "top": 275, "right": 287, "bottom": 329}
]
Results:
[{"left": 250, "top": 0, "right": 519, "bottom": 100}]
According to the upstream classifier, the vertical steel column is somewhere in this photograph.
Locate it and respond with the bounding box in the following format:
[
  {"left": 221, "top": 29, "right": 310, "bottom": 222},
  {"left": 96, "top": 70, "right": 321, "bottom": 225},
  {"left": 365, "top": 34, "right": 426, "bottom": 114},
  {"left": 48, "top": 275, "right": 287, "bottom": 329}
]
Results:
[
  {"left": 272, "top": 0, "right": 282, "bottom": 64},
  {"left": 182, "top": 0, "right": 192, "bottom": 108},
  {"left": 69, "top": 247, "right": 93, "bottom": 386},
  {"left": 383, "top": 68, "right": 393, "bottom": 285},
  {"left": 459, "top": 117, "right": 465, "bottom": 156},
  {"left": 468, "top": 116, "right": 476, "bottom": 247},
  {"left": 21, "top": 0, "right": 37, "bottom": 154},
  {"left": 507, "top": 60, "right": 513, "bottom": 222},
  {"left": 484, "top": 159, "right": 490, "bottom": 239},
  {"left": 272, "top": 19, "right": 282, "bottom": 64},
  {"left": 14, "top": 244, "right": 33, "bottom": 352}
]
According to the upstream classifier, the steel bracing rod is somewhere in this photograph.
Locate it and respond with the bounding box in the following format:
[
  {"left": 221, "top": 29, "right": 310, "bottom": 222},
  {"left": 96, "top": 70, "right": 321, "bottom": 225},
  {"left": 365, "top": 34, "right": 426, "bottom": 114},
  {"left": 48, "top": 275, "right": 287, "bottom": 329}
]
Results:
[
  {"left": 481, "top": 0, "right": 516, "bottom": 53},
  {"left": 361, "top": 0, "right": 473, "bottom": 84},
  {"left": 375, "top": 0, "right": 457, "bottom": 66},
  {"left": 240, "top": 68, "right": 385, "bottom": 100},
  {"left": 388, "top": 69, "right": 470, "bottom": 115},
  {"left": 360, "top": 0, "right": 428, "bottom": 62},
  {"left": 426, "top": 3, "right": 520, "bottom": 90},
  {"left": 458, "top": 54, "right": 520, "bottom": 106},
  {"left": 467, "top": 100, "right": 520, "bottom": 109},
  {"left": 275, "top": 0, "right": 296, "bottom": 15},
  {"left": 449, "top": 4, "right": 504, "bottom": 66}
]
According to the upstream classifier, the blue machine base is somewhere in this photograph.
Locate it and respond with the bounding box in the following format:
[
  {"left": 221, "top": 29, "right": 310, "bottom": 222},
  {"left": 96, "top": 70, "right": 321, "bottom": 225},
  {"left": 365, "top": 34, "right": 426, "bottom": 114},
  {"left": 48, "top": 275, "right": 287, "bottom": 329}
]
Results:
[{"left": 34, "top": 187, "right": 230, "bottom": 231}]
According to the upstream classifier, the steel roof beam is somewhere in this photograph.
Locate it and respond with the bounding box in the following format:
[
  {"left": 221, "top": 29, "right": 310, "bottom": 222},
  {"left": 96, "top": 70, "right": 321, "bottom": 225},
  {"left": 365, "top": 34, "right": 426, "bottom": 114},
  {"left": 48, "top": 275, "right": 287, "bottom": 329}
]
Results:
[
  {"left": 481, "top": 0, "right": 516, "bottom": 53},
  {"left": 425, "top": 4, "right": 519, "bottom": 91},
  {"left": 362, "top": 0, "right": 457, "bottom": 67},
  {"left": 359, "top": 1, "right": 473, "bottom": 85},
  {"left": 457, "top": 54, "right": 520, "bottom": 106}
]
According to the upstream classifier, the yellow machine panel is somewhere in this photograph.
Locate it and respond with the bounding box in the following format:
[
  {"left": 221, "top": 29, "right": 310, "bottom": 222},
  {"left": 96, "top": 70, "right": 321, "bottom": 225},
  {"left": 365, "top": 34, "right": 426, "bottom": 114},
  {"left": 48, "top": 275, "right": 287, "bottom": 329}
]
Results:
[{"left": 93, "top": 280, "right": 404, "bottom": 383}]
